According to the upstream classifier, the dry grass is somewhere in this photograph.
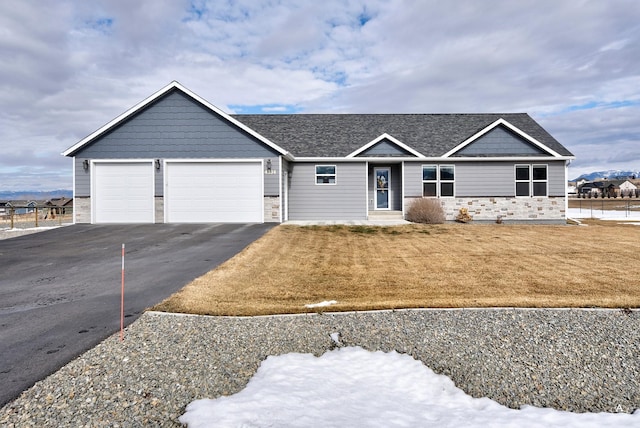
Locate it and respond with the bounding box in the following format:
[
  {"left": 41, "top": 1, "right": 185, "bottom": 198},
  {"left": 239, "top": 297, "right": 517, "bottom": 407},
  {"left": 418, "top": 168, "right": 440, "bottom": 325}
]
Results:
[{"left": 152, "top": 221, "right": 640, "bottom": 316}]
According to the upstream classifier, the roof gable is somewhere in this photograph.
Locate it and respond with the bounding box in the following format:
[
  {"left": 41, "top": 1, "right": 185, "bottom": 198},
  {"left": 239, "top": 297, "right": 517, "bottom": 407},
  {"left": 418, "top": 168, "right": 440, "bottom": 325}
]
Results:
[
  {"left": 63, "top": 82, "right": 289, "bottom": 157},
  {"left": 347, "top": 133, "right": 423, "bottom": 158},
  {"left": 452, "top": 125, "right": 547, "bottom": 156},
  {"left": 443, "top": 118, "right": 562, "bottom": 158},
  {"left": 236, "top": 114, "right": 574, "bottom": 159}
]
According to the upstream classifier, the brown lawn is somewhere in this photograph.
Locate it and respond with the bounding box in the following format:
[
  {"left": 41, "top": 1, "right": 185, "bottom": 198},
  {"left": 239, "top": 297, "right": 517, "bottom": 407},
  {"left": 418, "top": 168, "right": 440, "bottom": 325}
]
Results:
[{"left": 152, "top": 221, "right": 640, "bottom": 316}]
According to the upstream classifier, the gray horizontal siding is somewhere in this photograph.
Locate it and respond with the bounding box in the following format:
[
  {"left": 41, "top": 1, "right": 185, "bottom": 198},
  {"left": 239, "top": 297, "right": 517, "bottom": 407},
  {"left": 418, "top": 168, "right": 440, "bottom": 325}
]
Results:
[
  {"left": 405, "top": 160, "right": 567, "bottom": 197},
  {"left": 404, "top": 162, "right": 423, "bottom": 197},
  {"left": 456, "top": 162, "right": 515, "bottom": 196},
  {"left": 289, "top": 162, "right": 366, "bottom": 220},
  {"left": 547, "top": 162, "right": 567, "bottom": 196},
  {"left": 76, "top": 91, "right": 279, "bottom": 159}
]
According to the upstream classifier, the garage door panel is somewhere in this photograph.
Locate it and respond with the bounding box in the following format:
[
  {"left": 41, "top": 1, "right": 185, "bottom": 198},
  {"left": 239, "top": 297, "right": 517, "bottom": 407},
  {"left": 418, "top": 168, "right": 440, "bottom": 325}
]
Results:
[
  {"left": 94, "top": 162, "right": 154, "bottom": 223},
  {"left": 166, "top": 161, "right": 263, "bottom": 223}
]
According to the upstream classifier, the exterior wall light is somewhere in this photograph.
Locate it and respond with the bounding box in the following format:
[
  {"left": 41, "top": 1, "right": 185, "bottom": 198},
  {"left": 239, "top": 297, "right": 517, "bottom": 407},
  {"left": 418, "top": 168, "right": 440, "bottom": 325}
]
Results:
[
  {"left": 266, "top": 159, "right": 272, "bottom": 172},
  {"left": 155, "top": 159, "right": 161, "bottom": 170},
  {"left": 83, "top": 159, "right": 89, "bottom": 171}
]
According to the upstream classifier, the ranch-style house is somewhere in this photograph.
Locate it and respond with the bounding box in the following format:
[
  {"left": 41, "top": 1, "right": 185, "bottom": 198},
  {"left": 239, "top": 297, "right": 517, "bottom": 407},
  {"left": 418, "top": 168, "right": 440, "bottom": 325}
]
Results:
[{"left": 63, "top": 81, "right": 575, "bottom": 224}]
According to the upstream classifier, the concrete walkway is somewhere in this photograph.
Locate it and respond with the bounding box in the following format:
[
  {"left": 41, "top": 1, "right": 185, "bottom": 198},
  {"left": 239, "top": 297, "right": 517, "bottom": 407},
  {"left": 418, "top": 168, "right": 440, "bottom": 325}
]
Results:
[{"left": 285, "top": 220, "right": 411, "bottom": 226}]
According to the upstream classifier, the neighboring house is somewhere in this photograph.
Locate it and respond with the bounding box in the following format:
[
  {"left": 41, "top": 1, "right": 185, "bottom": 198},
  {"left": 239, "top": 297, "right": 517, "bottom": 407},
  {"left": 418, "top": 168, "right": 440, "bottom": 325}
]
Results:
[
  {"left": 62, "top": 81, "right": 575, "bottom": 224},
  {"left": 4, "top": 200, "right": 39, "bottom": 215},
  {"left": 575, "top": 178, "right": 588, "bottom": 188},
  {"left": 578, "top": 180, "right": 637, "bottom": 197},
  {"left": 579, "top": 181, "right": 605, "bottom": 197},
  {"left": 617, "top": 180, "right": 638, "bottom": 196},
  {"left": 45, "top": 197, "right": 73, "bottom": 213}
]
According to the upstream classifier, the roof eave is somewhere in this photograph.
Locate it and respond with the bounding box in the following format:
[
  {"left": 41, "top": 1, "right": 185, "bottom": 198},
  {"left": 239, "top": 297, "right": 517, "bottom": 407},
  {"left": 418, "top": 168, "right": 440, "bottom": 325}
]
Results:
[{"left": 293, "top": 155, "right": 574, "bottom": 162}]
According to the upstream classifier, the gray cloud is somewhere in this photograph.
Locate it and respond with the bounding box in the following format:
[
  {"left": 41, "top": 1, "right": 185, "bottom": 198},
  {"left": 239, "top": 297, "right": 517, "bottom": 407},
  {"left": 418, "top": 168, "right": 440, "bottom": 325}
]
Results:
[{"left": 0, "top": 0, "right": 639, "bottom": 190}]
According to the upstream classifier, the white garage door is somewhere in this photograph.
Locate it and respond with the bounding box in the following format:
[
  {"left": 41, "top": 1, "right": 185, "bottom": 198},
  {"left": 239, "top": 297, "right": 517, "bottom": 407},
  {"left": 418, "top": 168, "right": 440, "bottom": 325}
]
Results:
[
  {"left": 93, "top": 162, "right": 154, "bottom": 223},
  {"left": 165, "top": 161, "right": 263, "bottom": 223}
]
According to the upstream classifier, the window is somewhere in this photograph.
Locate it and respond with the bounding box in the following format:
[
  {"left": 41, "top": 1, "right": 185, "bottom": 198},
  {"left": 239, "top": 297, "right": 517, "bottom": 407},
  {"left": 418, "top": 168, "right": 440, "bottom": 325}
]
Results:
[
  {"left": 422, "top": 165, "right": 437, "bottom": 196},
  {"left": 440, "top": 165, "right": 455, "bottom": 197},
  {"left": 515, "top": 164, "right": 547, "bottom": 197},
  {"left": 532, "top": 165, "right": 548, "bottom": 196},
  {"left": 515, "top": 165, "right": 530, "bottom": 196},
  {"left": 422, "top": 165, "right": 455, "bottom": 197},
  {"left": 315, "top": 165, "right": 336, "bottom": 184}
]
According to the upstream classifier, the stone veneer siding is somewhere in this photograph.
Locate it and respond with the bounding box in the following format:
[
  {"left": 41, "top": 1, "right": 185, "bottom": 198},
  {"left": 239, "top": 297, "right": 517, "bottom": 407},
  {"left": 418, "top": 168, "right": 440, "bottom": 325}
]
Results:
[
  {"left": 264, "top": 196, "right": 280, "bottom": 223},
  {"left": 74, "top": 197, "right": 91, "bottom": 224},
  {"left": 154, "top": 197, "right": 164, "bottom": 223},
  {"left": 405, "top": 197, "right": 566, "bottom": 223}
]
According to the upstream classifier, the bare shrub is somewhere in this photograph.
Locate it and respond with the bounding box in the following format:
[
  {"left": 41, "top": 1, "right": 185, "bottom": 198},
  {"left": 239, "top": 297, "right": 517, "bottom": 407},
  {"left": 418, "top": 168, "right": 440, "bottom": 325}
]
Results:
[{"left": 406, "top": 198, "right": 446, "bottom": 224}]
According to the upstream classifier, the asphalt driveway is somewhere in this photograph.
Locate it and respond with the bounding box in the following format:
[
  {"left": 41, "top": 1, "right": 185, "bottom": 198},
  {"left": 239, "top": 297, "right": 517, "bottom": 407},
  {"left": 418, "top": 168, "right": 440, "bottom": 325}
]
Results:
[{"left": 0, "top": 223, "right": 274, "bottom": 407}]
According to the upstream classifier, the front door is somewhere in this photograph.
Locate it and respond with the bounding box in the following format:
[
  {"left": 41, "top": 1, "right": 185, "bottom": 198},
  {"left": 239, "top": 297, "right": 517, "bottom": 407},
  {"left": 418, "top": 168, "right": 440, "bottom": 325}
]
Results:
[{"left": 374, "top": 167, "right": 390, "bottom": 210}]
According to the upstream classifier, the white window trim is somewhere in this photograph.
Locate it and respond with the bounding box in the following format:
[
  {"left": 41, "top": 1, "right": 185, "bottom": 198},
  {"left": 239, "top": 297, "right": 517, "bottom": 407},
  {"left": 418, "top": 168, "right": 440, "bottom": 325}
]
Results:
[
  {"left": 422, "top": 164, "right": 455, "bottom": 198},
  {"left": 515, "top": 164, "right": 548, "bottom": 197},
  {"left": 315, "top": 164, "right": 337, "bottom": 185}
]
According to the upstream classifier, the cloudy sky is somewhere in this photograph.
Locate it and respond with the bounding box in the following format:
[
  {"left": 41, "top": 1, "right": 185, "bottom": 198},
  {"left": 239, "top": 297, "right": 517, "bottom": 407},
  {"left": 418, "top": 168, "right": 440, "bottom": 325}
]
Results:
[{"left": 1, "top": 0, "right": 639, "bottom": 191}]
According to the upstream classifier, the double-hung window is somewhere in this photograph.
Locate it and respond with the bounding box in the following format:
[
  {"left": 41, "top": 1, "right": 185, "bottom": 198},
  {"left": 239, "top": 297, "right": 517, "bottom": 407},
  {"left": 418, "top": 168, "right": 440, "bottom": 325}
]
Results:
[
  {"left": 315, "top": 165, "right": 336, "bottom": 184},
  {"left": 515, "top": 164, "right": 547, "bottom": 197},
  {"left": 422, "top": 165, "right": 455, "bottom": 197}
]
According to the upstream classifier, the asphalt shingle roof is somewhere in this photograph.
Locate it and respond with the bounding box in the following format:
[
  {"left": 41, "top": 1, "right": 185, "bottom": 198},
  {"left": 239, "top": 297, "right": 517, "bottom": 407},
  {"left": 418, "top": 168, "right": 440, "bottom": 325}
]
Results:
[{"left": 233, "top": 113, "right": 573, "bottom": 158}]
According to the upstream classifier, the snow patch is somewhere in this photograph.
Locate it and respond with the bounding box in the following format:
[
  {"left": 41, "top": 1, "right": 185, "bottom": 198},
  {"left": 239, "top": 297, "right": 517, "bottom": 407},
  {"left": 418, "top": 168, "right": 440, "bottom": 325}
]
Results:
[
  {"left": 568, "top": 208, "right": 640, "bottom": 221},
  {"left": 304, "top": 300, "right": 337, "bottom": 308},
  {"left": 179, "top": 346, "right": 639, "bottom": 427}
]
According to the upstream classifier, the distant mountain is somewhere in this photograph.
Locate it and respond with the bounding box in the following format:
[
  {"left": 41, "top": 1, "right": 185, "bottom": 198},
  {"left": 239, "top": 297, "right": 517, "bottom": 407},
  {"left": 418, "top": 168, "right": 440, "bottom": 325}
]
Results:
[
  {"left": 572, "top": 170, "right": 640, "bottom": 182},
  {"left": 0, "top": 190, "right": 73, "bottom": 200}
]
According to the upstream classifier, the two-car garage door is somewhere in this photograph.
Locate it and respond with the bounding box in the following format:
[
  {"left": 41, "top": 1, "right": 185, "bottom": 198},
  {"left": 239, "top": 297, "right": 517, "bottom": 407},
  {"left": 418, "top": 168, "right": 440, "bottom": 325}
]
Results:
[
  {"left": 92, "top": 161, "right": 263, "bottom": 223},
  {"left": 165, "top": 161, "right": 263, "bottom": 223}
]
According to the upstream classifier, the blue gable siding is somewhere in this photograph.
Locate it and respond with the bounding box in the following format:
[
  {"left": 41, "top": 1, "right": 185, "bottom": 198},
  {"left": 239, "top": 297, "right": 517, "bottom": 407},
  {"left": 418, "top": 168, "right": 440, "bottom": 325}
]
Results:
[
  {"left": 358, "top": 139, "right": 415, "bottom": 157},
  {"left": 73, "top": 90, "right": 280, "bottom": 197},
  {"left": 454, "top": 126, "right": 547, "bottom": 156},
  {"left": 75, "top": 90, "right": 280, "bottom": 158}
]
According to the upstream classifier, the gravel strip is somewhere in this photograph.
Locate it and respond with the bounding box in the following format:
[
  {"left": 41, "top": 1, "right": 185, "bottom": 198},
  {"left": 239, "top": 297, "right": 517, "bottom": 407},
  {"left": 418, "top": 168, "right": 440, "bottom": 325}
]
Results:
[{"left": 1, "top": 308, "right": 639, "bottom": 426}]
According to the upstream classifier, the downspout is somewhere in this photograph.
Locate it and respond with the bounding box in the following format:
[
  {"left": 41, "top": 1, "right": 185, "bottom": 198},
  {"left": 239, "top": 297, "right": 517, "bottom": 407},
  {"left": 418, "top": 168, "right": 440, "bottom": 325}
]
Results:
[
  {"left": 401, "top": 161, "right": 406, "bottom": 219},
  {"left": 365, "top": 161, "right": 370, "bottom": 219},
  {"left": 565, "top": 159, "right": 571, "bottom": 220}
]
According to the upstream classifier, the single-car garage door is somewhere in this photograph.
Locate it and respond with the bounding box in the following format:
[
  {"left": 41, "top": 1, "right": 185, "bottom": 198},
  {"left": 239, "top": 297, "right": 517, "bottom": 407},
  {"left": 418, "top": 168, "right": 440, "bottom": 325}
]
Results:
[
  {"left": 165, "top": 161, "right": 263, "bottom": 223},
  {"left": 93, "top": 162, "right": 154, "bottom": 223}
]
